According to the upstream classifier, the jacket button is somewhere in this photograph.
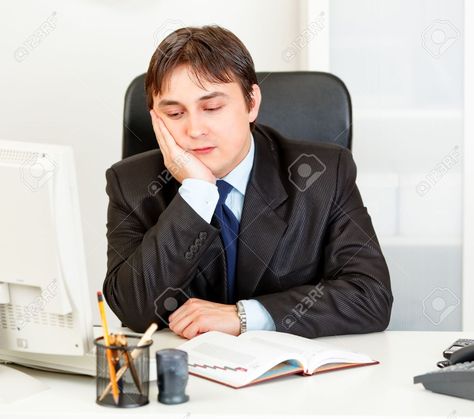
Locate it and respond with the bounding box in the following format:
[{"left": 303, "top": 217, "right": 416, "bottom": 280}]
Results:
[
  {"left": 184, "top": 251, "right": 193, "bottom": 260},
  {"left": 195, "top": 238, "right": 202, "bottom": 246},
  {"left": 199, "top": 232, "right": 208, "bottom": 240},
  {"left": 190, "top": 244, "right": 198, "bottom": 253}
]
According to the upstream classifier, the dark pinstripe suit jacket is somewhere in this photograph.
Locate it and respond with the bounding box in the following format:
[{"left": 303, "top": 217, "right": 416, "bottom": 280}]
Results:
[{"left": 103, "top": 123, "right": 393, "bottom": 337}]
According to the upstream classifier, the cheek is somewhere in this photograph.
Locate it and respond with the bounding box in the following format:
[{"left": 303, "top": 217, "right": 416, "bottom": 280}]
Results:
[
  {"left": 217, "top": 137, "right": 245, "bottom": 160},
  {"left": 214, "top": 110, "right": 247, "bottom": 140}
]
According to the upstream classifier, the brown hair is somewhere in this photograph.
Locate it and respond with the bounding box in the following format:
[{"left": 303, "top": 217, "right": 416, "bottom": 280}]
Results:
[{"left": 145, "top": 25, "right": 258, "bottom": 130}]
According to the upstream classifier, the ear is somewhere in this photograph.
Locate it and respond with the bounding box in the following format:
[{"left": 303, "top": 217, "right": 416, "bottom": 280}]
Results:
[{"left": 248, "top": 84, "right": 262, "bottom": 123}]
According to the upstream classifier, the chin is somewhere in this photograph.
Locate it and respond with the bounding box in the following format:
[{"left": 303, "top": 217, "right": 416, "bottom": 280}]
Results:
[{"left": 208, "top": 165, "right": 226, "bottom": 178}]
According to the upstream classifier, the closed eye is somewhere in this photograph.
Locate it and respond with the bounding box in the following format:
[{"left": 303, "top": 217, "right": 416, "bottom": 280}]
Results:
[
  {"left": 167, "top": 112, "right": 183, "bottom": 118},
  {"left": 166, "top": 105, "right": 223, "bottom": 119}
]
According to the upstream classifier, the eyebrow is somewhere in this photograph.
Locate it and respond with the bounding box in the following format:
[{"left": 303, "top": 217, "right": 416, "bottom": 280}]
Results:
[{"left": 157, "top": 91, "right": 229, "bottom": 108}]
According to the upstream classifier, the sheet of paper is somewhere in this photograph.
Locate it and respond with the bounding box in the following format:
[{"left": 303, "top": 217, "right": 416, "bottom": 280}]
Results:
[{"left": 0, "top": 365, "right": 49, "bottom": 403}]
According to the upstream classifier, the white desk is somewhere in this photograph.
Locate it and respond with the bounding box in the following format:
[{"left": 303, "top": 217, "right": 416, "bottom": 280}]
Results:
[{"left": 1, "top": 329, "right": 474, "bottom": 418}]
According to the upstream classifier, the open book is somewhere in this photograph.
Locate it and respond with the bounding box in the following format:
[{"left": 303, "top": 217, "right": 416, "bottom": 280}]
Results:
[{"left": 177, "top": 330, "right": 378, "bottom": 389}]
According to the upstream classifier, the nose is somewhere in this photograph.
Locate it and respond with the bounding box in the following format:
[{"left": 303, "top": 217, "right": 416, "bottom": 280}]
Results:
[{"left": 186, "top": 112, "right": 208, "bottom": 139}]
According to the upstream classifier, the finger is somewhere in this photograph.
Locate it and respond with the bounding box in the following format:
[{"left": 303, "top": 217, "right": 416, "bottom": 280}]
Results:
[
  {"left": 149, "top": 110, "right": 169, "bottom": 154},
  {"left": 156, "top": 116, "right": 181, "bottom": 154},
  {"left": 168, "top": 299, "right": 194, "bottom": 324},
  {"left": 149, "top": 109, "right": 162, "bottom": 138},
  {"left": 150, "top": 109, "right": 171, "bottom": 161},
  {"left": 168, "top": 298, "right": 191, "bottom": 323},
  {"left": 168, "top": 306, "right": 186, "bottom": 325},
  {"left": 170, "top": 310, "right": 195, "bottom": 336},
  {"left": 170, "top": 300, "right": 226, "bottom": 326},
  {"left": 170, "top": 302, "right": 225, "bottom": 335},
  {"left": 181, "top": 322, "right": 201, "bottom": 340},
  {"left": 169, "top": 302, "right": 198, "bottom": 327},
  {"left": 168, "top": 298, "right": 203, "bottom": 322}
]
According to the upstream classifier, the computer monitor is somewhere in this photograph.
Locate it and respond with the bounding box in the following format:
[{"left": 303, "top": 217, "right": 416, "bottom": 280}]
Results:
[{"left": 0, "top": 139, "right": 94, "bottom": 373}]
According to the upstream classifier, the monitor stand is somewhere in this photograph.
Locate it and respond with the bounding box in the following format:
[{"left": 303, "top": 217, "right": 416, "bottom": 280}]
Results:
[{"left": 0, "top": 364, "right": 49, "bottom": 403}]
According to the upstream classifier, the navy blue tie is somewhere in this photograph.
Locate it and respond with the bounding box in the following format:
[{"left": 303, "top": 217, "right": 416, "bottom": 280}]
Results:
[{"left": 215, "top": 180, "right": 240, "bottom": 303}]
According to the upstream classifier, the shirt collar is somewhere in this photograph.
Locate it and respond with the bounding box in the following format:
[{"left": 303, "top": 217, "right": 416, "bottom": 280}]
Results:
[{"left": 220, "top": 133, "right": 255, "bottom": 196}]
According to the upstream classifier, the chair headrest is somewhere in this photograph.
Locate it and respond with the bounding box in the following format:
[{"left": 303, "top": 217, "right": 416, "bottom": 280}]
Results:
[{"left": 122, "top": 71, "right": 352, "bottom": 159}]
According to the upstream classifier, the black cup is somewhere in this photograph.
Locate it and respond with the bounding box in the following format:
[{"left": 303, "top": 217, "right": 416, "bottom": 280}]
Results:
[{"left": 156, "top": 348, "right": 190, "bottom": 404}]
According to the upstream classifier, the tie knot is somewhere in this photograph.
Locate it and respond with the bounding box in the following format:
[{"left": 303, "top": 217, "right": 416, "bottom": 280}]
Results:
[{"left": 216, "top": 180, "right": 233, "bottom": 206}]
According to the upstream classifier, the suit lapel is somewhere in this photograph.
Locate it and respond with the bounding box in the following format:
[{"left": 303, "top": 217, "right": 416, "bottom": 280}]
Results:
[{"left": 234, "top": 127, "right": 288, "bottom": 301}]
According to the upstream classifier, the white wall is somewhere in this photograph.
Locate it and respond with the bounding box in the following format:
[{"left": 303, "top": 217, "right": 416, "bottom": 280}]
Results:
[
  {"left": 463, "top": 0, "right": 474, "bottom": 331},
  {"left": 1, "top": 0, "right": 466, "bottom": 332},
  {"left": 0, "top": 0, "right": 302, "bottom": 325},
  {"left": 328, "top": 0, "right": 464, "bottom": 330}
]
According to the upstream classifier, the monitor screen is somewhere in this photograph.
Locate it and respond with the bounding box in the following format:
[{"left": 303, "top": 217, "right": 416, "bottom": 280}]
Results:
[{"left": 0, "top": 140, "right": 92, "bottom": 358}]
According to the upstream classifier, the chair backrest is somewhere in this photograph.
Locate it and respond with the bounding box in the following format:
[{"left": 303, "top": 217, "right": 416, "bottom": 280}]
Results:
[{"left": 122, "top": 71, "right": 352, "bottom": 159}]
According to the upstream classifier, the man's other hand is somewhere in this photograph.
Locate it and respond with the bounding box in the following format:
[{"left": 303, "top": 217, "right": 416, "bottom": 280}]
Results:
[{"left": 168, "top": 298, "right": 240, "bottom": 339}]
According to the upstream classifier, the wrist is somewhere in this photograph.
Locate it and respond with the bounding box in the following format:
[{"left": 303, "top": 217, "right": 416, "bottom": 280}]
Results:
[
  {"left": 202, "top": 173, "right": 216, "bottom": 184},
  {"left": 182, "top": 176, "right": 216, "bottom": 185}
]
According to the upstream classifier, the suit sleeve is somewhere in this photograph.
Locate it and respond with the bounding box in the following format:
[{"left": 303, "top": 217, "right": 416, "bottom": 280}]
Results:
[
  {"left": 253, "top": 148, "right": 393, "bottom": 338},
  {"left": 102, "top": 167, "right": 220, "bottom": 332}
]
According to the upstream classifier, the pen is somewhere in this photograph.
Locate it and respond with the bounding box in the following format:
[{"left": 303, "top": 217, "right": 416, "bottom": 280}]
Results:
[{"left": 97, "top": 291, "right": 120, "bottom": 405}]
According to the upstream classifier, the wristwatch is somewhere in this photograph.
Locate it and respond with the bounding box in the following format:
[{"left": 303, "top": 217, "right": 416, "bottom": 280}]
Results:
[{"left": 236, "top": 300, "right": 247, "bottom": 334}]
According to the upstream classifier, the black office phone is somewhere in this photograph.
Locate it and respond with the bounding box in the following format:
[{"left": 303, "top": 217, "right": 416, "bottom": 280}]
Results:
[{"left": 414, "top": 339, "right": 474, "bottom": 401}]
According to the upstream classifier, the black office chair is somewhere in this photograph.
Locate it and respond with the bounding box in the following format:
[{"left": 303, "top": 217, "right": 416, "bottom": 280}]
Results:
[{"left": 122, "top": 71, "right": 352, "bottom": 159}]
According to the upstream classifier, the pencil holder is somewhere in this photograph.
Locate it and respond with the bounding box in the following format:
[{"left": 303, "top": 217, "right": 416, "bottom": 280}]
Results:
[{"left": 94, "top": 335, "right": 152, "bottom": 408}]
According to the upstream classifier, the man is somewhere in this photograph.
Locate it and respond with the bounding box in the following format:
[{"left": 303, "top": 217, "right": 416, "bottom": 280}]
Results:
[{"left": 103, "top": 25, "right": 393, "bottom": 339}]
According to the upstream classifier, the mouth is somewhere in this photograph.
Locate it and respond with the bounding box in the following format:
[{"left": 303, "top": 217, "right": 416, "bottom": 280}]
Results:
[{"left": 192, "top": 146, "right": 216, "bottom": 155}]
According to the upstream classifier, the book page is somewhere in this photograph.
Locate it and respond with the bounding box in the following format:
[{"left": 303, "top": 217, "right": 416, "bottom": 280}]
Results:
[
  {"left": 177, "top": 331, "right": 307, "bottom": 388},
  {"left": 240, "top": 331, "right": 375, "bottom": 374}
]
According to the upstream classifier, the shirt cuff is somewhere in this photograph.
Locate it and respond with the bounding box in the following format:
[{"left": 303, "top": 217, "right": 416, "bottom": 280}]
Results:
[
  {"left": 240, "top": 299, "right": 276, "bottom": 331},
  {"left": 178, "top": 178, "right": 219, "bottom": 223}
]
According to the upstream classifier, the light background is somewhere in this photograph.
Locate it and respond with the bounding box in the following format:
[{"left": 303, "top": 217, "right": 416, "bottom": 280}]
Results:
[{"left": 0, "top": 0, "right": 467, "bottom": 330}]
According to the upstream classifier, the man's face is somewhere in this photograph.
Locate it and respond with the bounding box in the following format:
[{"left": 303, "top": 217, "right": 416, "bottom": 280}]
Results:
[{"left": 153, "top": 64, "right": 261, "bottom": 178}]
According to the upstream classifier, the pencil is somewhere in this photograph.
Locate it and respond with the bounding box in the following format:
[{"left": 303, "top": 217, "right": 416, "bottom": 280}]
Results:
[
  {"left": 109, "top": 334, "right": 124, "bottom": 392},
  {"left": 97, "top": 291, "right": 120, "bottom": 405}
]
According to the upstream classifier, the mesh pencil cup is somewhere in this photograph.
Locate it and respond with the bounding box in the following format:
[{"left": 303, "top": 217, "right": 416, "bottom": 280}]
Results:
[{"left": 94, "top": 335, "right": 152, "bottom": 408}]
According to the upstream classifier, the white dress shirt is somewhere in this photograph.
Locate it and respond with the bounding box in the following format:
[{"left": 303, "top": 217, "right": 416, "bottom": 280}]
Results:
[{"left": 178, "top": 134, "right": 276, "bottom": 331}]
